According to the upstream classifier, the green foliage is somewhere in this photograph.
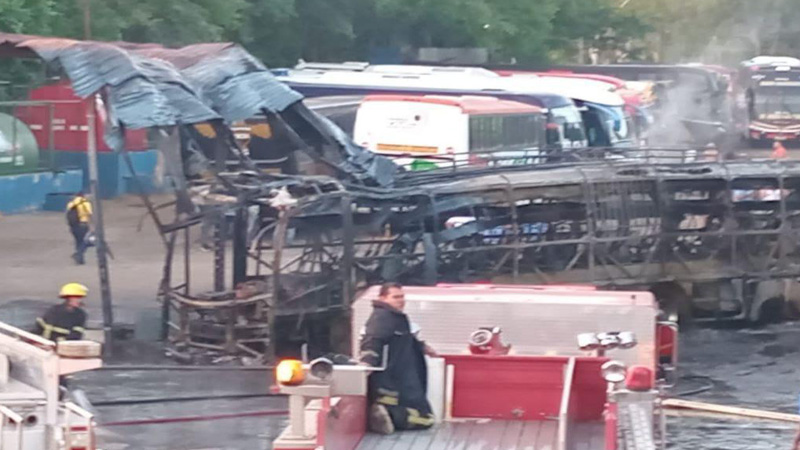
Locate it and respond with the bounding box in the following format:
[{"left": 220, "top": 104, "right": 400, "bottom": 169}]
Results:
[
  {"left": 0, "top": 0, "right": 656, "bottom": 66},
  {"left": 236, "top": 0, "right": 299, "bottom": 65},
  {"left": 0, "top": 0, "right": 55, "bottom": 34}
]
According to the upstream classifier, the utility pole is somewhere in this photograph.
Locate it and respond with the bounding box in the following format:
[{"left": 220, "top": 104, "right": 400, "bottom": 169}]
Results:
[
  {"left": 81, "top": 0, "right": 91, "bottom": 40},
  {"left": 213, "top": 127, "right": 227, "bottom": 292},
  {"left": 86, "top": 95, "right": 114, "bottom": 355}
]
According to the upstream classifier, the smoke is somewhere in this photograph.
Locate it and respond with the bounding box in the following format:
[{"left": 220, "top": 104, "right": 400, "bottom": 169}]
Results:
[
  {"left": 662, "top": 0, "right": 794, "bottom": 65},
  {"left": 640, "top": 1, "right": 800, "bottom": 147}
]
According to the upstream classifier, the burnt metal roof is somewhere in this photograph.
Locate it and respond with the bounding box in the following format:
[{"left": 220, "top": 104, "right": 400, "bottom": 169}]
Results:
[
  {"left": 0, "top": 32, "right": 394, "bottom": 186},
  {"left": 0, "top": 33, "right": 302, "bottom": 125}
]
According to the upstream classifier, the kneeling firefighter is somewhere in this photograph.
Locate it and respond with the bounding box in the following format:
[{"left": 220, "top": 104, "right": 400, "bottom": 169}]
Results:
[{"left": 359, "top": 282, "right": 437, "bottom": 435}]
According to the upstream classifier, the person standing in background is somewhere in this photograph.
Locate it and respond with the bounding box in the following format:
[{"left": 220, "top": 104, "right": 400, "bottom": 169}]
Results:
[{"left": 65, "top": 191, "right": 93, "bottom": 265}]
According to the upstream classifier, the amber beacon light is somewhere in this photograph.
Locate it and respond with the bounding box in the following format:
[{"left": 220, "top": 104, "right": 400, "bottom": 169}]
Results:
[{"left": 276, "top": 359, "right": 306, "bottom": 386}]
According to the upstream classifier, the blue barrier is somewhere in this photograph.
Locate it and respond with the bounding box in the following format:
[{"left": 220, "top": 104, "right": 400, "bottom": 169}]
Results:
[
  {"left": 0, "top": 150, "right": 165, "bottom": 214},
  {"left": 42, "top": 149, "right": 165, "bottom": 199},
  {"left": 0, "top": 169, "right": 83, "bottom": 214}
]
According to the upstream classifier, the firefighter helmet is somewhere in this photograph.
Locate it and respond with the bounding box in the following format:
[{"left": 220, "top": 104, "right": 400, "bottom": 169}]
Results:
[{"left": 59, "top": 283, "right": 88, "bottom": 298}]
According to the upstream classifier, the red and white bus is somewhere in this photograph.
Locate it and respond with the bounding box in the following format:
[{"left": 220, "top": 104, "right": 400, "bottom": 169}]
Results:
[{"left": 353, "top": 94, "right": 547, "bottom": 170}]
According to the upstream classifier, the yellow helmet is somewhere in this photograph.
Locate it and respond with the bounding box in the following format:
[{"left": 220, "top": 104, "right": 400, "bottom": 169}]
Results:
[{"left": 59, "top": 283, "right": 88, "bottom": 298}]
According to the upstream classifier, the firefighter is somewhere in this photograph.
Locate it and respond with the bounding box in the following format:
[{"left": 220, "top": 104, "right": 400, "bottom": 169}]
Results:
[
  {"left": 359, "top": 282, "right": 437, "bottom": 435},
  {"left": 35, "top": 283, "right": 88, "bottom": 342},
  {"left": 65, "top": 191, "right": 93, "bottom": 265}
]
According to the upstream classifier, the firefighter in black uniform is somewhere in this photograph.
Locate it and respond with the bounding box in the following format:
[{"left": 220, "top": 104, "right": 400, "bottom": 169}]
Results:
[
  {"left": 35, "top": 283, "right": 88, "bottom": 341},
  {"left": 359, "top": 282, "right": 436, "bottom": 435}
]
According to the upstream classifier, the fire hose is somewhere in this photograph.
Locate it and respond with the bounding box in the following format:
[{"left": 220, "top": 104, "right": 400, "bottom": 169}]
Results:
[{"left": 673, "top": 374, "right": 715, "bottom": 397}]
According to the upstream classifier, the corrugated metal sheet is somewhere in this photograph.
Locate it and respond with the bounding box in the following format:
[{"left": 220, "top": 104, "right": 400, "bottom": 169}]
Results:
[
  {"left": 3, "top": 35, "right": 221, "bottom": 128},
  {"left": 132, "top": 43, "right": 237, "bottom": 69},
  {"left": 0, "top": 32, "right": 395, "bottom": 185},
  {"left": 137, "top": 45, "right": 303, "bottom": 121},
  {"left": 3, "top": 33, "right": 304, "bottom": 124}
]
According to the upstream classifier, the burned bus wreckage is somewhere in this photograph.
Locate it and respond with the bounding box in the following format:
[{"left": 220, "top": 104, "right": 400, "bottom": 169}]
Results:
[{"left": 5, "top": 34, "right": 800, "bottom": 362}]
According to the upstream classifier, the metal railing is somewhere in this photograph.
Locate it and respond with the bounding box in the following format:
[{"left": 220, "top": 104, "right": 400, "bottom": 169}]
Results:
[
  {"left": 391, "top": 146, "right": 716, "bottom": 185},
  {"left": 557, "top": 357, "right": 576, "bottom": 450},
  {"left": 61, "top": 401, "right": 95, "bottom": 450},
  {"left": 0, "top": 321, "right": 56, "bottom": 349},
  {"left": 0, "top": 405, "right": 24, "bottom": 450},
  {"left": 656, "top": 399, "right": 667, "bottom": 450}
]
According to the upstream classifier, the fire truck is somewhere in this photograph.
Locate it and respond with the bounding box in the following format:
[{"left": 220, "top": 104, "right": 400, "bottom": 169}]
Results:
[
  {"left": 0, "top": 322, "right": 100, "bottom": 450},
  {"left": 735, "top": 56, "right": 800, "bottom": 144},
  {"left": 271, "top": 283, "right": 678, "bottom": 450}
]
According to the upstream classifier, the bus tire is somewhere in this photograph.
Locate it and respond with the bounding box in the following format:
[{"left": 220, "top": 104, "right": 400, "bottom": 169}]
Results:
[
  {"left": 748, "top": 280, "right": 786, "bottom": 324},
  {"left": 650, "top": 282, "right": 692, "bottom": 324}
]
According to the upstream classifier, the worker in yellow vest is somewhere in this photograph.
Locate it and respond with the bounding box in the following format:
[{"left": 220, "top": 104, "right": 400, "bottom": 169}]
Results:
[{"left": 65, "top": 192, "right": 93, "bottom": 265}]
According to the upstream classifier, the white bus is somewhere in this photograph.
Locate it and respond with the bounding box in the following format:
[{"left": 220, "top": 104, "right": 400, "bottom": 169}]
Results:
[{"left": 353, "top": 94, "right": 546, "bottom": 170}]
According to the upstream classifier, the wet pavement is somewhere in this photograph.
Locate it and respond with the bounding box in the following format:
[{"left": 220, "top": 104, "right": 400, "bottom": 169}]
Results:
[
  {"left": 667, "top": 322, "right": 800, "bottom": 449},
  {"left": 73, "top": 369, "right": 288, "bottom": 449}
]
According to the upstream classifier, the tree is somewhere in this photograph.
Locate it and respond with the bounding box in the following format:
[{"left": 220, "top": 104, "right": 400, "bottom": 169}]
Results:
[
  {"left": 354, "top": 0, "right": 494, "bottom": 50},
  {"left": 236, "top": 0, "right": 300, "bottom": 66},
  {"left": 0, "top": 0, "right": 55, "bottom": 35},
  {"left": 0, "top": 0, "right": 665, "bottom": 68},
  {"left": 294, "top": 0, "right": 357, "bottom": 61},
  {"left": 484, "top": 0, "right": 559, "bottom": 63}
]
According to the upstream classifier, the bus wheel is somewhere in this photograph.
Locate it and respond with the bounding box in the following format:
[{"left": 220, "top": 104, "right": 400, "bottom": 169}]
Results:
[
  {"left": 748, "top": 280, "right": 786, "bottom": 324},
  {"left": 753, "top": 297, "right": 784, "bottom": 325},
  {"left": 650, "top": 282, "right": 691, "bottom": 323}
]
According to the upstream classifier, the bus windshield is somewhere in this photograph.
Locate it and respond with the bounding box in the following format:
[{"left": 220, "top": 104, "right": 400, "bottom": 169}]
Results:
[
  {"left": 753, "top": 87, "right": 800, "bottom": 120},
  {"left": 600, "top": 105, "right": 632, "bottom": 144},
  {"left": 581, "top": 103, "right": 633, "bottom": 147}
]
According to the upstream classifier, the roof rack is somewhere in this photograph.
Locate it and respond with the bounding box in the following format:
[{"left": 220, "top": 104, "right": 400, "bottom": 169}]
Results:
[{"left": 294, "top": 61, "right": 370, "bottom": 71}]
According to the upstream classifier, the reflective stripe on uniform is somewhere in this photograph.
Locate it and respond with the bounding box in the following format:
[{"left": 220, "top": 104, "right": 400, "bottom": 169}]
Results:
[
  {"left": 72, "top": 326, "right": 86, "bottom": 333},
  {"left": 37, "top": 318, "right": 51, "bottom": 339},
  {"left": 37, "top": 317, "right": 70, "bottom": 339},
  {"left": 406, "top": 408, "right": 435, "bottom": 426},
  {"left": 377, "top": 396, "right": 399, "bottom": 406}
]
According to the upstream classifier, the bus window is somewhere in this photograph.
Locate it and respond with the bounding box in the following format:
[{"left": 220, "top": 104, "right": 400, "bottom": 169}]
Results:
[
  {"left": 469, "top": 114, "right": 542, "bottom": 153},
  {"left": 753, "top": 86, "right": 800, "bottom": 120},
  {"left": 550, "top": 105, "right": 586, "bottom": 148}
]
